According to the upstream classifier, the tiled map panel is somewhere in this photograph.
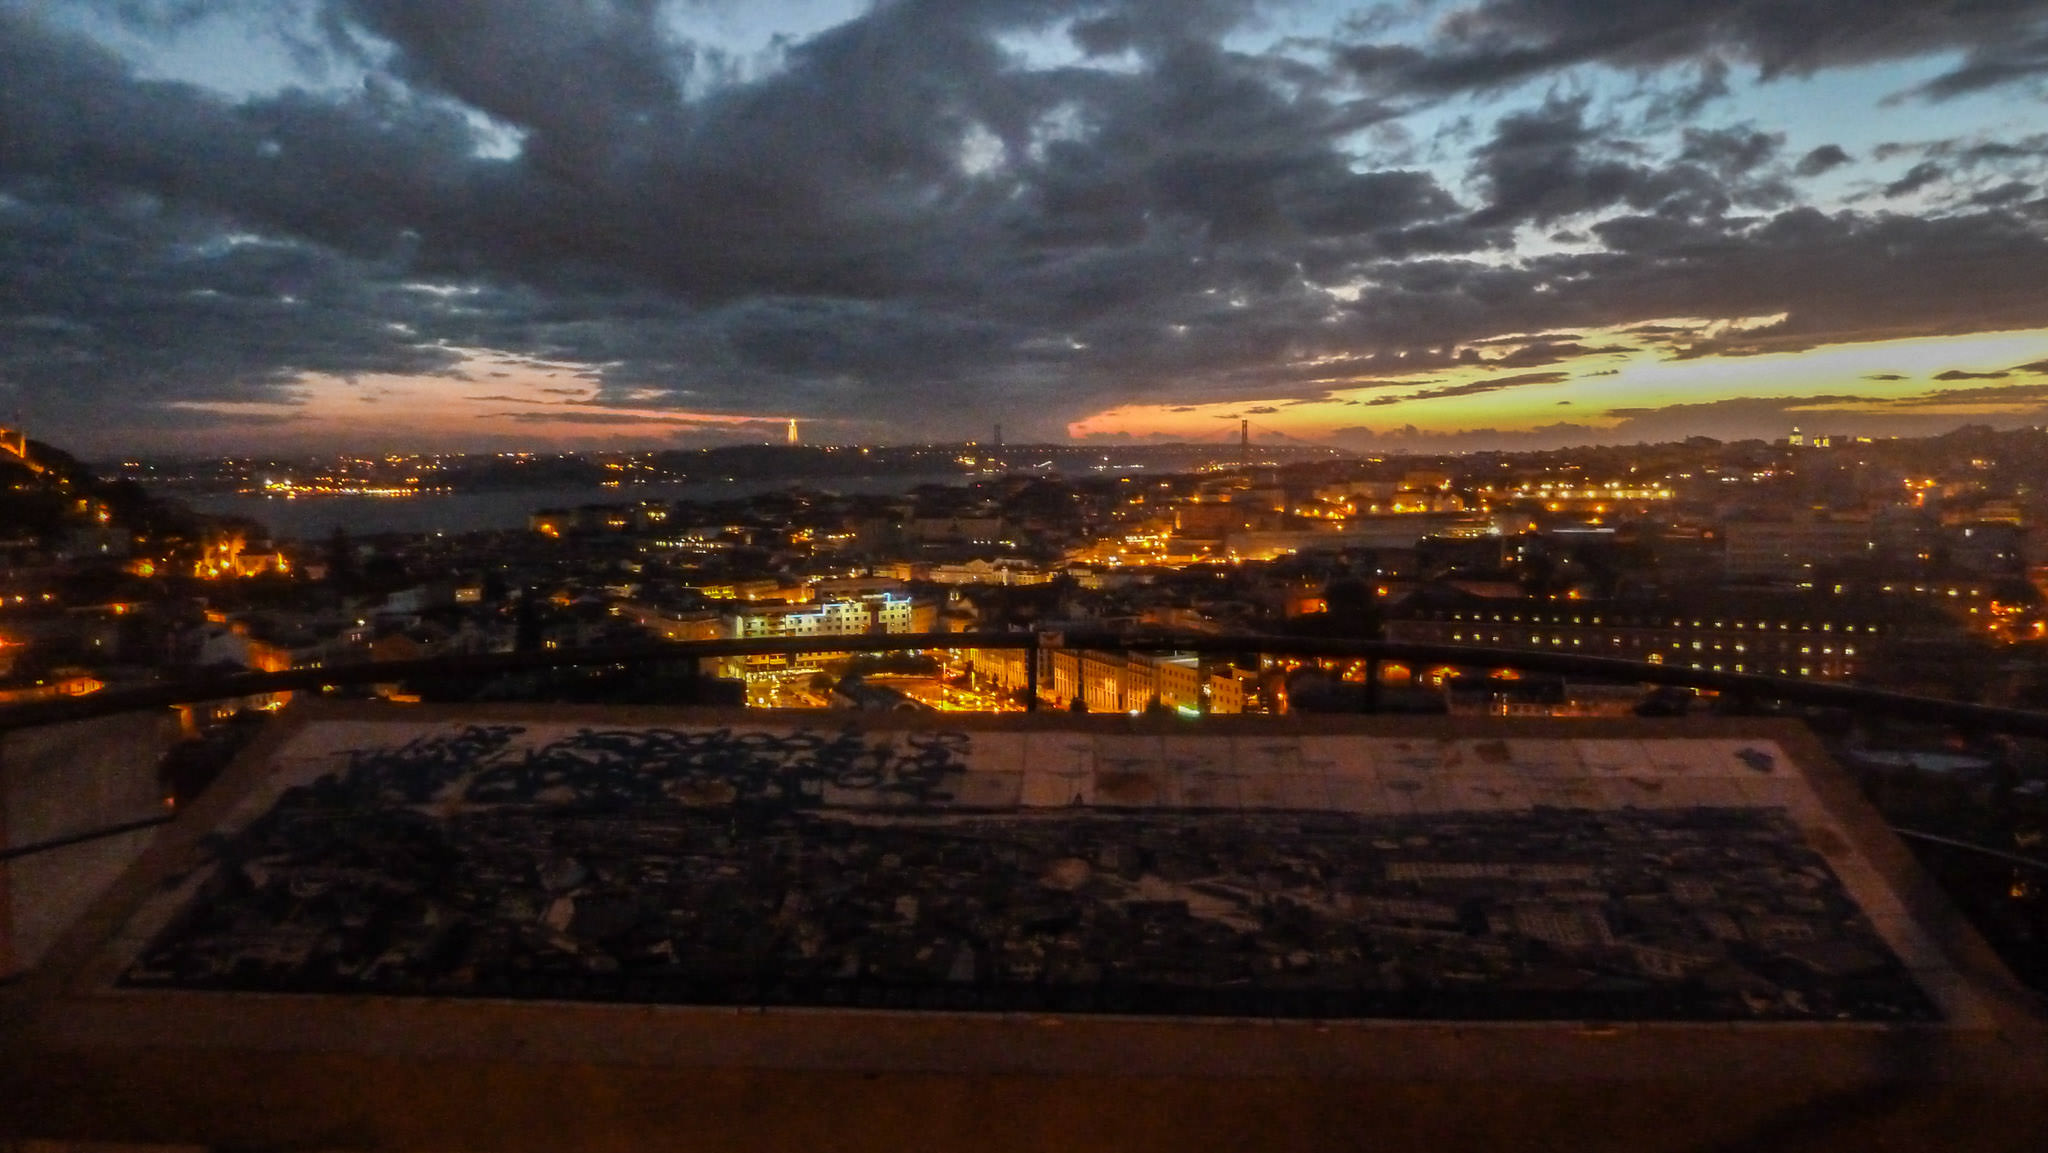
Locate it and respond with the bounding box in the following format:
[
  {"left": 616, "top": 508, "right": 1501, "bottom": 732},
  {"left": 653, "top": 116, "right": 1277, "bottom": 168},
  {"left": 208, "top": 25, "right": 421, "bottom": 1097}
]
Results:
[{"left": 115, "top": 722, "right": 1948, "bottom": 1022}]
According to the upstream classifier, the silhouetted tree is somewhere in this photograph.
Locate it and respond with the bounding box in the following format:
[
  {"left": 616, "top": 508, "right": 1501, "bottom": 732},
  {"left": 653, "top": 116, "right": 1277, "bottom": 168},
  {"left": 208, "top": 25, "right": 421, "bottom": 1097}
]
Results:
[
  {"left": 325, "top": 526, "right": 356, "bottom": 586},
  {"left": 514, "top": 590, "right": 543, "bottom": 653},
  {"left": 1320, "top": 577, "right": 1382, "bottom": 639}
]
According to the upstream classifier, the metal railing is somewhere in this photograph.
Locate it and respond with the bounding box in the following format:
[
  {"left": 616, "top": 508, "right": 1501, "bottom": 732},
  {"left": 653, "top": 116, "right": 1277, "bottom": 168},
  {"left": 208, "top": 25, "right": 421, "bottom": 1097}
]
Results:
[
  {"left": 5, "top": 631, "right": 2047, "bottom": 873},
  {"left": 0, "top": 813, "right": 176, "bottom": 864},
  {"left": 4, "top": 629, "right": 2048, "bottom": 735}
]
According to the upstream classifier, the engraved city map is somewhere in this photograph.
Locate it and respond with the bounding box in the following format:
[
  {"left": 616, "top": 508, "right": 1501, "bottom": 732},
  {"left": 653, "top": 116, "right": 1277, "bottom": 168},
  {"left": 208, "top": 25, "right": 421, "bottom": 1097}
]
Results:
[{"left": 119, "top": 722, "right": 1939, "bottom": 1022}]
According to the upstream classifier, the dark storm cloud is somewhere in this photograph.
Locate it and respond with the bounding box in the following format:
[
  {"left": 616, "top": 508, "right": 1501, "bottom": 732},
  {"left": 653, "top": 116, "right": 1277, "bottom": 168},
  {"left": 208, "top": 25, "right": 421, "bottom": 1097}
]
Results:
[
  {"left": 1901, "top": 30, "right": 2048, "bottom": 99},
  {"left": 1873, "top": 134, "right": 2048, "bottom": 191},
  {"left": 487, "top": 411, "right": 745, "bottom": 427},
  {"left": 0, "top": 184, "right": 465, "bottom": 426},
  {"left": 1329, "top": 205, "right": 2048, "bottom": 362},
  {"left": 1595, "top": 379, "right": 2048, "bottom": 442},
  {"left": 1487, "top": 341, "right": 1634, "bottom": 367},
  {"left": 1887, "top": 380, "right": 2048, "bottom": 404},
  {"left": 1933, "top": 368, "right": 2011, "bottom": 380},
  {"left": 1678, "top": 126, "right": 1782, "bottom": 175},
  {"left": 1601, "top": 394, "right": 1900, "bottom": 438},
  {"left": 1972, "top": 180, "right": 2037, "bottom": 205},
  {"left": 1464, "top": 97, "right": 1787, "bottom": 228},
  {"left": 8, "top": 0, "right": 1501, "bottom": 439},
  {"left": 1358, "top": 370, "right": 1568, "bottom": 405},
  {"left": 1466, "top": 97, "right": 1647, "bottom": 226},
  {"left": 1884, "top": 161, "right": 1948, "bottom": 197},
  {"left": 8, "top": 0, "right": 2048, "bottom": 451},
  {"left": 0, "top": 14, "right": 493, "bottom": 261},
  {"left": 1632, "top": 57, "right": 1734, "bottom": 127},
  {"left": 1795, "top": 144, "right": 1854, "bottom": 177},
  {"left": 324, "top": 1, "right": 690, "bottom": 148},
  {"left": 1334, "top": 1, "right": 2048, "bottom": 98},
  {"left": 1954, "top": 136, "right": 2048, "bottom": 164}
]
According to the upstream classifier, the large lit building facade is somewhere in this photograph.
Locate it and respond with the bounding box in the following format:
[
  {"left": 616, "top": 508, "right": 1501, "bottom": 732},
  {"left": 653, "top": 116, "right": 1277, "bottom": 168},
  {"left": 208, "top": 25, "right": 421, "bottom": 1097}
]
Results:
[
  {"left": 718, "top": 594, "right": 934, "bottom": 674},
  {"left": 1384, "top": 590, "right": 1949, "bottom": 681}
]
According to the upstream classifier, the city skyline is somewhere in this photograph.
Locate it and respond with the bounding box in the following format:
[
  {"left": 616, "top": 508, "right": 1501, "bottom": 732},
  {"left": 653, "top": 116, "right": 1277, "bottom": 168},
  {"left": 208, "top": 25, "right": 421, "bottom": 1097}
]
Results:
[{"left": 6, "top": 2, "right": 2048, "bottom": 454}]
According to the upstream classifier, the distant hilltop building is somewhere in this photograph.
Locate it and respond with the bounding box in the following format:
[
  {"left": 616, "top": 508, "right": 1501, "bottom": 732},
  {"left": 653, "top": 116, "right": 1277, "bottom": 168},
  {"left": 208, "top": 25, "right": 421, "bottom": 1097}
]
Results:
[{"left": 0, "top": 423, "right": 42, "bottom": 474}]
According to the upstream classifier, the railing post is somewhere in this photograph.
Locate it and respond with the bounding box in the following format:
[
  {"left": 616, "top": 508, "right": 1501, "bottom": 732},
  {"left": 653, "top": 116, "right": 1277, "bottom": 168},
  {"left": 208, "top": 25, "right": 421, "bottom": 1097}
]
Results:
[
  {"left": 1025, "top": 634, "right": 1040, "bottom": 712},
  {"left": 1366, "top": 658, "right": 1381, "bottom": 714},
  {"left": 0, "top": 739, "right": 15, "bottom": 981}
]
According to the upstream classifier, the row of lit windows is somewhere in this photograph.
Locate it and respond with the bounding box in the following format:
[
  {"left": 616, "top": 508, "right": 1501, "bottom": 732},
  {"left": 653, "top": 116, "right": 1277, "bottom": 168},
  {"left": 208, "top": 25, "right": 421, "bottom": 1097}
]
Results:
[
  {"left": 1445, "top": 629, "right": 1856, "bottom": 661},
  {"left": 1634, "top": 652, "right": 1832, "bottom": 677},
  {"left": 1658, "top": 660, "right": 1826, "bottom": 676},
  {"left": 1878, "top": 584, "right": 1985, "bottom": 597},
  {"left": 1440, "top": 611, "right": 1878, "bottom": 634},
  {"left": 1439, "top": 628, "right": 1862, "bottom": 654}
]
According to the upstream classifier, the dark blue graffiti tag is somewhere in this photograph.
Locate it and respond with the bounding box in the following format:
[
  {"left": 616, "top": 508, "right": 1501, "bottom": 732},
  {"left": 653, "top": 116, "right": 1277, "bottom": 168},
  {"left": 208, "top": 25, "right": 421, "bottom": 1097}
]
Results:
[{"left": 450, "top": 725, "right": 975, "bottom": 810}]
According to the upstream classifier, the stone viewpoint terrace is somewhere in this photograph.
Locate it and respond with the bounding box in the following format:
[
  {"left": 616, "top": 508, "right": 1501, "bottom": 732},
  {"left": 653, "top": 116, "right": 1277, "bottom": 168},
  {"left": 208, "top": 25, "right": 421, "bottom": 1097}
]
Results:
[{"left": 3, "top": 701, "right": 2045, "bottom": 1153}]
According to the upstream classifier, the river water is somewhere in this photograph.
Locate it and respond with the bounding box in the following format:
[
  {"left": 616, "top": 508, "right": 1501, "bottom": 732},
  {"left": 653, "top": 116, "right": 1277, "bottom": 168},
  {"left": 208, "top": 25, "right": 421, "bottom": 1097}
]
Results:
[{"left": 183, "top": 474, "right": 961, "bottom": 540}]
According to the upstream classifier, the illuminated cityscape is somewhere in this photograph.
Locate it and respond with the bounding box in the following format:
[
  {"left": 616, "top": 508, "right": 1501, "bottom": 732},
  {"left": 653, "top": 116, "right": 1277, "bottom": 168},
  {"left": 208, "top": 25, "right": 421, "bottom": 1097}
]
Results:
[{"left": 11, "top": 420, "right": 2048, "bottom": 741}]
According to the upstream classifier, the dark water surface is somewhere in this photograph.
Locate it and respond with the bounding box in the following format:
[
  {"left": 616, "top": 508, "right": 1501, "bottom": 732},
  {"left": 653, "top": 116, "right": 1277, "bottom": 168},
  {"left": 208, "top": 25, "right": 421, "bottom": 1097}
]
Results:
[{"left": 186, "top": 473, "right": 961, "bottom": 539}]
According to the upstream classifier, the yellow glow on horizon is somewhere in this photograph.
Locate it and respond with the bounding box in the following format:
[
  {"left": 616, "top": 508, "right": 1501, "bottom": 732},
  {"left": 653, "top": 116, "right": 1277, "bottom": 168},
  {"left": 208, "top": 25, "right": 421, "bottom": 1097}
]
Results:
[
  {"left": 161, "top": 348, "right": 783, "bottom": 448},
  {"left": 1071, "top": 325, "right": 2048, "bottom": 443}
]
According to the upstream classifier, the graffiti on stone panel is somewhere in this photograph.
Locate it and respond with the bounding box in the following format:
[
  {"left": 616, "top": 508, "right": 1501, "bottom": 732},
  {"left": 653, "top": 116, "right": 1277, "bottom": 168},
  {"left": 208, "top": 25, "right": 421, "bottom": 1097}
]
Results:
[
  {"left": 283, "top": 724, "right": 975, "bottom": 811},
  {"left": 123, "top": 723, "right": 1937, "bottom": 1023}
]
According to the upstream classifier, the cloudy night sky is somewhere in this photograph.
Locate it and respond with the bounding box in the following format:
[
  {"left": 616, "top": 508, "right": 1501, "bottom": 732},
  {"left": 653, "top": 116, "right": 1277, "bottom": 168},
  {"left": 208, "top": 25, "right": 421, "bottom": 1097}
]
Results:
[{"left": 5, "top": 1, "right": 2048, "bottom": 456}]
